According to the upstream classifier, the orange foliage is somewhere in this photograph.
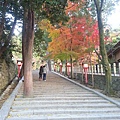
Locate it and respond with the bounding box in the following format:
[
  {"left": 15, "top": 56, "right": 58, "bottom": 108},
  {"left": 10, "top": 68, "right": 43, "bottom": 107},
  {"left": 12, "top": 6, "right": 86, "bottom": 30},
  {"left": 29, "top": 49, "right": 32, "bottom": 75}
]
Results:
[{"left": 47, "top": 1, "right": 99, "bottom": 61}]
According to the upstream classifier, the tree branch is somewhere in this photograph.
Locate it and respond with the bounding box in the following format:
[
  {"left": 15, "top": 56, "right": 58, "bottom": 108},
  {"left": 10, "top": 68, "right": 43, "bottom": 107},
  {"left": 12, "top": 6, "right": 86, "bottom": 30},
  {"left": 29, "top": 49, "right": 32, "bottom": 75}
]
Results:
[{"left": 95, "top": 49, "right": 102, "bottom": 61}]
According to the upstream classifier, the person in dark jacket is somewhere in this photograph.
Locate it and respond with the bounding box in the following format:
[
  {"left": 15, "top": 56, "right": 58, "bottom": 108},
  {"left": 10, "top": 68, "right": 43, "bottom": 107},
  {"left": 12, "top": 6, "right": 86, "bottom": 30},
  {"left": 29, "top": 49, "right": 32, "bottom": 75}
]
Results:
[
  {"left": 39, "top": 65, "right": 43, "bottom": 80},
  {"left": 42, "top": 64, "right": 47, "bottom": 81}
]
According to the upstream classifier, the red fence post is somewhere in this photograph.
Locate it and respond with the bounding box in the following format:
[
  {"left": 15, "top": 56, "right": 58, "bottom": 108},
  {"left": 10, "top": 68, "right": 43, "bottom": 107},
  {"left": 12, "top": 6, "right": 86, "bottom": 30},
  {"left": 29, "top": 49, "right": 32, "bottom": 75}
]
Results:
[
  {"left": 83, "top": 64, "right": 88, "bottom": 85},
  {"left": 67, "top": 63, "right": 71, "bottom": 76},
  {"left": 17, "top": 60, "right": 22, "bottom": 78},
  {"left": 17, "top": 62, "right": 22, "bottom": 77},
  {"left": 59, "top": 62, "right": 62, "bottom": 74}
]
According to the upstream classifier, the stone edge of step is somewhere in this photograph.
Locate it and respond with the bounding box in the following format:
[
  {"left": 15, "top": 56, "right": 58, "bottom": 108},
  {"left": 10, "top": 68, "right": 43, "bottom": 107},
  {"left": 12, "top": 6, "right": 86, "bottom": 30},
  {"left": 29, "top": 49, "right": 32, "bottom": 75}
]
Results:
[
  {"left": 0, "top": 79, "right": 23, "bottom": 120},
  {"left": 53, "top": 71, "right": 120, "bottom": 108}
]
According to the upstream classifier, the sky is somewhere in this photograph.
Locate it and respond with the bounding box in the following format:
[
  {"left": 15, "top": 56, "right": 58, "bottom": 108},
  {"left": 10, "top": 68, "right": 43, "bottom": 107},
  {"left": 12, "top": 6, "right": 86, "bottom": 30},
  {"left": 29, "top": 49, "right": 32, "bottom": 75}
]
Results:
[
  {"left": 107, "top": 2, "right": 120, "bottom": 29},
  {"left": 14, "top": 23, "right": 22, "bottom": 35}
]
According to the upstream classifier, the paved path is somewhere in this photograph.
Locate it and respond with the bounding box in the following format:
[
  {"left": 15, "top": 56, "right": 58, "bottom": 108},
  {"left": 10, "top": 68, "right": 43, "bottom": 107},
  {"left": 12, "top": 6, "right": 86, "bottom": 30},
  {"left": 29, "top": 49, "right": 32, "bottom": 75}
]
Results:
[{"left": 1, "top": 70, "right": 120, "bottom": 120}]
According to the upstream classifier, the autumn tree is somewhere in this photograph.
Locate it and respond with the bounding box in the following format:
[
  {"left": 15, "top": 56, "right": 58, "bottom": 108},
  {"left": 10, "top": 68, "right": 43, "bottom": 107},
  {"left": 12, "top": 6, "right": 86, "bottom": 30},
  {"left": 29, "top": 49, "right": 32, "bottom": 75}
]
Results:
[
  {"left": 39, "top": 0, "right": 118, "bottom": 96},
  {"left": 67, "top": 0, "right": 118, "bottom": 95},
  {"left": 39, "top": 1, "right": 99, "bottom": 79}
]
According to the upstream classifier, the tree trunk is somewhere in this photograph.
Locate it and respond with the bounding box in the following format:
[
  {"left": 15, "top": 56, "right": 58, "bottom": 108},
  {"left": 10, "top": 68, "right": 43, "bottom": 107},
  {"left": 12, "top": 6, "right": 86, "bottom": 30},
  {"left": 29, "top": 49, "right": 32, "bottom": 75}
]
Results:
[
  {"left": 65, "top": 60, "right": 67, "bottom": 76},
  {"left": 22, "top": 8, "right": 34, "bottom": 98},
  {"left": 94, "top": 0, "right": 113, "bottom": 95},
  {"left": 70, "top": 55, "right": 73, "bottom": 79}
]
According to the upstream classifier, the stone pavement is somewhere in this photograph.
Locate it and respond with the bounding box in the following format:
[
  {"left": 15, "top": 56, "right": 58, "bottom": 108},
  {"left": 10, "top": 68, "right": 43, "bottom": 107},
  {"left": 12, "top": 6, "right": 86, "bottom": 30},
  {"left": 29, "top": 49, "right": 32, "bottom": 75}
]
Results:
[{"left": 0, "top": 70, "right": 120, "bottom": 120}]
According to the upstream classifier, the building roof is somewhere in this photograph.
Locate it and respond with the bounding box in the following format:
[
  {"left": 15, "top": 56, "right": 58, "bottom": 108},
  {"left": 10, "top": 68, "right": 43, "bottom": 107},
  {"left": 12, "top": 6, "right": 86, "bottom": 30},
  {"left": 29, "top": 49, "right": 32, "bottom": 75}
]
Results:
[{"left": 108, "top": 41, "right": 120, "bottom": 57}]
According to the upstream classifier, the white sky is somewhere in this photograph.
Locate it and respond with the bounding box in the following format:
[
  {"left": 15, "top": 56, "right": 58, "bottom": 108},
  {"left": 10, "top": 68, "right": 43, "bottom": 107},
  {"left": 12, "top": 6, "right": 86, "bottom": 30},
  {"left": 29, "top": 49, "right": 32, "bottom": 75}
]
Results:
[
  {"left": 14, "top": 23, "right": 22, "bottom": 35},
  {"left": 107, "top": 2, "right": 120, "bottom": 29}
]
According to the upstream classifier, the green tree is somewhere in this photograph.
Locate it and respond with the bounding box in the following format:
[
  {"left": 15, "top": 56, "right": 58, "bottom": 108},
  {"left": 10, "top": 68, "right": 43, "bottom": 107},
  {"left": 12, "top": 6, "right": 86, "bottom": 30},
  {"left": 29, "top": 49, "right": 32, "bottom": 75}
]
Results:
[
  {"left": 12, "top": 35, "right": 22, "bottom": 59},
  {"left": 0, "top": 0, "right": 75, "bottom": 97},
  {"left": 34, "top": 29, "right": 51, "bottom": 57},
  {"left": 70, "top": 0, "right": 118, "bottom": 95},
  {"left": 93, "top": 0, "right": 118, "bottom": 95},
  {"left": 0, "top": 0, "right": 22, "bottom": 58}
]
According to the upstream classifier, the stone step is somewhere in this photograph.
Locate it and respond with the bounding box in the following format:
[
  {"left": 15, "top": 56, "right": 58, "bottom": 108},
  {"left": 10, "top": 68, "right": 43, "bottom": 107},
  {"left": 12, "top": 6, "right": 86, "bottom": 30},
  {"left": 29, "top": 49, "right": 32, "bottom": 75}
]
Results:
[
  {"left": 17, "top": 91, "right": 93, "bottom": 93},
  {"left": 17, "top": 90, "right": 95, "bottom": 92},
  {"left": 13, "top": 99, "right": 109, "bottom": 104},
  {"left": 16, "top": 94, "right": 99, "bottom": 97},
  {"left": 6, "top": 117, "right": 120, "bottom": 120},
  {"left": 15, "top": 97, "right": 107, "bottom": 101},
  {"left": 17, "top": 94, "right": 98, "bottom": 97},
  {"left": 18, "top": 91, "right": 91, "bottom": 94},
  {"left": 11, "top": 106, "right": 120, "bottom": 112},
  {"left": 11, "top": 103, "right": 116, "bottom": 108},
  {"left": 7, "top": 112, "right": 120, "bottom": 120}
]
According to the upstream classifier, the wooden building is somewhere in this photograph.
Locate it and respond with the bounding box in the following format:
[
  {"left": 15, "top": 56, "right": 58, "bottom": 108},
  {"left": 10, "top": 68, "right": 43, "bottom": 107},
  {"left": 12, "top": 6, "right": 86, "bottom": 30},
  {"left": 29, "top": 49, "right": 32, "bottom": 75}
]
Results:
[{"left": 108, "top": 41, "right": 120, "bottom": 63}]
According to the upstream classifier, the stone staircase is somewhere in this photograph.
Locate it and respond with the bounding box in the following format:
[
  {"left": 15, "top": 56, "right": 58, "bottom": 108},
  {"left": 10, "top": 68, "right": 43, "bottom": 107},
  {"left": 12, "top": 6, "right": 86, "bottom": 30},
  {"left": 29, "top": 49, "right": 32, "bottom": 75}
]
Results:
[{"left": 5, "top": 72, "right": 120, "bottom": 120}]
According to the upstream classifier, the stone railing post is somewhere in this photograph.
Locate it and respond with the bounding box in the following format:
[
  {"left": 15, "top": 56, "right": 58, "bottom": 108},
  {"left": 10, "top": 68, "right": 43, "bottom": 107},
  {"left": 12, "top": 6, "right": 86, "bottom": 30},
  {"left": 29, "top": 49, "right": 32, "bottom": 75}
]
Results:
[
  {"left": 94, "top": 65, "right": 96, "bottom": 74},
  {"left": 118, "top": 63, "right": 120, "bottom": 76},
  {"left": 91, "top": 65, "right": 93, "bottom": 74},
  {"left": 80, "top": 64, "right": 82, "bottom": 73},
  {"left": 97, "top": 65, "right": 99, "bottom": 74},
  {"left": 88, "top": 65, "right": 91, "bottom": 73},
  {"left": 113, "top": 63, "right": 116, "bottom": 76},
  {"left": 101, "top": 64, "right": 103, "bottom": 75}
]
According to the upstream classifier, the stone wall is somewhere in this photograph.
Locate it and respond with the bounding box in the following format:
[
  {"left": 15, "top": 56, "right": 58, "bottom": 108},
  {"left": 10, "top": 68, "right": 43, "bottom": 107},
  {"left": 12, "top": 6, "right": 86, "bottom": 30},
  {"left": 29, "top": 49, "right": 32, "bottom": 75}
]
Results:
[
  {"left": 0, "top": 59, "right": 17, "bottom": 94},
  {"left": 74, "top": 73, "right": 120, "bottom": 97}
]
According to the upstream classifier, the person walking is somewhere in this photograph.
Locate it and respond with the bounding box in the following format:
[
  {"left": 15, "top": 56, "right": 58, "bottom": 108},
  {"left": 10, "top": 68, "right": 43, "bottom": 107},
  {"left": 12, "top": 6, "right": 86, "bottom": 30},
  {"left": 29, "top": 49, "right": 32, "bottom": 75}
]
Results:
[
  {"left": 42, "top": 64, "right": 47, "bottom": 81},
  {"left": 39, "top": 65, "right": 43, "bottom": 80}
]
